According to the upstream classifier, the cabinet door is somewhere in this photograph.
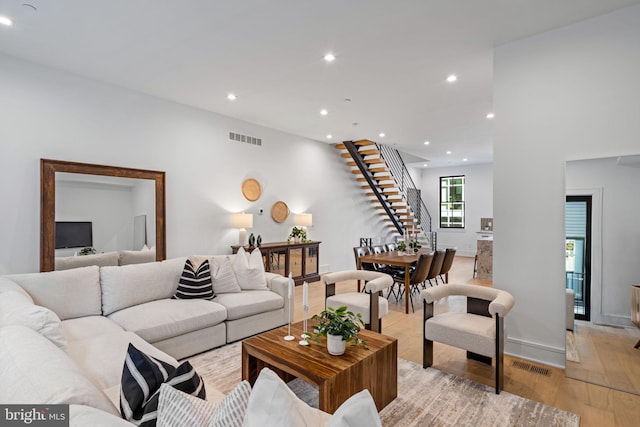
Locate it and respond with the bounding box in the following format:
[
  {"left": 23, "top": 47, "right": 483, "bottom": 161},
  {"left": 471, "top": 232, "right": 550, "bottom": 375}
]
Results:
[
  {"left": 289, "top": 248, "right": 303, "bottom": 278},
  {"left": 304, "top": 245, "right": 318, "bottom": 276}
]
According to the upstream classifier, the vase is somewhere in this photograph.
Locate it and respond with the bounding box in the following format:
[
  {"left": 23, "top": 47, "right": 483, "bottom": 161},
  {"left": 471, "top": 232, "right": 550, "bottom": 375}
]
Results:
[
  {"left": 397, "top": 250, "right": 405, "bottom": 256},
  {"left": 248, "top": 233, "right": 255, "bottom": 246},
  {"left": 327, "top": 334, "right": 346, "bottom": 355}
]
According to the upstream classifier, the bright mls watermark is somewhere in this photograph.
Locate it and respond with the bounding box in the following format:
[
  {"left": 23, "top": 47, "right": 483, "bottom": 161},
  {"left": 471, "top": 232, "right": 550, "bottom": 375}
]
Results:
[{"left": 1, "top": 405, "right": 68, "bottom": 426}]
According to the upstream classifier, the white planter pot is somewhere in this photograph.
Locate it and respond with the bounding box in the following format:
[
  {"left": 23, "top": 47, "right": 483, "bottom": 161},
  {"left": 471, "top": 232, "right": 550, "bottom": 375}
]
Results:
[{"left": 327, "top": 334, "right": 346, "bottom": 355}]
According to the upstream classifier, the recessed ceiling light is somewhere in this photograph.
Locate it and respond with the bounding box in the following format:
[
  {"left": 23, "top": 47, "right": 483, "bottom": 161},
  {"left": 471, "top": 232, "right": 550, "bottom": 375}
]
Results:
[
  {"left": 424, "top": 141, "right": 430, "bottom": 145},
  {"left": 423, "top": 164, "right": 428, "bottom": 167},
  {"left": 320, "top": 109, "right": 328, "bottom": 116},
  {"left": 326, "top": 134, "right": 333, "bottom": 139},
  {"left": 227, "top": 93, "right": 237, "bottom": 101},
  {"left": 379, "top": 132, "right": 385, "bottom": 138},
  {"left": 463, "top": 158, "right": 468, "bottom": 162},
  {"left": 486, "top": 112, "right": 495, "bottom": 119},
  {"left": 0, "top": 16, "right": 13, "bottom": 26},
  {"left": 323, "top": 53, "right": 336, "bottom": 62},
  {"left": 446, "top": 74, "right": 457, "bottom": 83},
  {"left": 446, "top": 151, "right": 452, "bottom": 155}
]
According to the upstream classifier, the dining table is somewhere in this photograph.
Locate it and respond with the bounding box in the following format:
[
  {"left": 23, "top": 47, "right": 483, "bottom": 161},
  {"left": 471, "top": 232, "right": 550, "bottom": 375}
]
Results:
[{"left": 357, "top": 250, "right": 422, "bottom": 314}]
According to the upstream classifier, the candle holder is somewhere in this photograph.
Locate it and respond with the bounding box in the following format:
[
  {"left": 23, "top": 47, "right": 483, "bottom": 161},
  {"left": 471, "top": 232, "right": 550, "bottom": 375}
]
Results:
[
  {"left": 299, "top": 281, "right": 310, "bottom": 346},
  {"left": 285, "top": 273, "right": 295, "bottom": 341}
]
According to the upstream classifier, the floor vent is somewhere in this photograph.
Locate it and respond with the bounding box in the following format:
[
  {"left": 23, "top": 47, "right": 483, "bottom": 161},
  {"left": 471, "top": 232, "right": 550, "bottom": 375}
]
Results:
[
  {"left": 512, "top": 360, "right": 551, "bottom": 376},
  {"left": 229, "top": 132, "right": 262, "bottom": 146}
]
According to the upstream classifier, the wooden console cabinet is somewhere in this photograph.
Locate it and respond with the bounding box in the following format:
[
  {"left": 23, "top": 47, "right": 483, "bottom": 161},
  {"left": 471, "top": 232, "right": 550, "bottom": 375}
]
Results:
[{"left": 231, "top": 241, "right": 321, "bottom": 285}]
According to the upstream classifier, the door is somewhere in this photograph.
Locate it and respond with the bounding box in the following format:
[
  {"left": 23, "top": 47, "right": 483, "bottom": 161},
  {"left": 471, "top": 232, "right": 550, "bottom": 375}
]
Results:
[{"left": 565, "top": 196, "right": 592, "bottom": 321}]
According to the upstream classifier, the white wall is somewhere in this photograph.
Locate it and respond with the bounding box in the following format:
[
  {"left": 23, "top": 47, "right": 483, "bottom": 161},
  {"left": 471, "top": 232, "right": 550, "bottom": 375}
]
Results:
[
  {"left": 494, "top": 4, "right": 640, "bottom": 367},
  {"left": 566, "top": 157, "right": 640, "bottom": 325},
  {"left": 0, "top": 53, "right": 389, "bottom": 275},
  {"left": 420, "top": 163, "right": 493, "bottom": 256}
]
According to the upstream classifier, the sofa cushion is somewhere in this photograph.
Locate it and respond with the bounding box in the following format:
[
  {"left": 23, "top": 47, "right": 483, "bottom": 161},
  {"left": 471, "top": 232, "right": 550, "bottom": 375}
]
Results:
[
  {"left": 0, "top": 291, "right": 68, "bottom": 351},
  {"left": 121, "top": 344, "right": 205, "bottom": 427},
  {"left": 107, "top": 299, "right": 227, "bottom": 343},
  {"left": 0, "top": 325, "right": 118, "bottom": 416},
  {"left": 119, "top": 249, "right": 156, "bottom": 266},
  {"left": 101, "top": 257, "right": 186, "bottom": 315},
  {"left": 173, "top": 259, "right": 214, "bottom": 300},
  {"left": 211, "top": 256, "right": 242, "bottom": 294},
  {"left": 213, "top": 291, "right": 283, "bottom": 321},
  {"left": 67, "top": 331, "right": 177, "bottom": 402},
  {"left": 62, "top": 316, "right": 124, "bottom": 342},
  {"left": 5, "top": 266, "right": 102, "bottom": 320},
  {"left": 0, "top": 277, "right": 33, "bottom": 301},
  {"left": 232, "top": 248, "right": 267, "bottom": 290},
  {"left": 55, "top": 251, "right": 120, "bottom": 270}
]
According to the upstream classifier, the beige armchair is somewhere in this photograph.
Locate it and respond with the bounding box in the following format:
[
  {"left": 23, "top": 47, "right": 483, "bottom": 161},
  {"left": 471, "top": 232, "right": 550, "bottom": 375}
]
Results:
[
  {"left": 420, "top": 284, "right": 515, "bottom": 394},
  {"left": 323, "top": 270, "right": 393, "bottom": 333}
]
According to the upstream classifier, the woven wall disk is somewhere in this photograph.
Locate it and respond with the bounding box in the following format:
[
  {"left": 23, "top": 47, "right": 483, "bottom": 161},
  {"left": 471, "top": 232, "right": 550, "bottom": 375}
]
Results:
[
  {"left": 271, "top": 201, "right": 289, "bottom": 223},
  {"left": 242, "top": 178, "right": 261, "bottom": 201}
]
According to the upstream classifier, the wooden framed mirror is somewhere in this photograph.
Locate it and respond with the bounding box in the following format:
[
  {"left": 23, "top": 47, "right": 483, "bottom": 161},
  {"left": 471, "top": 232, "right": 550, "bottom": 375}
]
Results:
[{"left": 40, "top": 159, "right": 166, "bottom": 272}]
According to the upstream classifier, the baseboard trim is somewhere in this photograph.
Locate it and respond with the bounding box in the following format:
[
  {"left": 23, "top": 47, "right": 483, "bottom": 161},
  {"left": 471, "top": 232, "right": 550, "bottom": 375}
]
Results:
[{"left": 505, "top": 337, "right": 565, "bottom": 369}]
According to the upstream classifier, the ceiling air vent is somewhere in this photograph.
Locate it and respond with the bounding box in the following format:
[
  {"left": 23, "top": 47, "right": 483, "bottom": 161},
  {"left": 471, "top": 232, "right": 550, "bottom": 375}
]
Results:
[{"left": 229, "top": 132, "right": 262, "bottom": 146}]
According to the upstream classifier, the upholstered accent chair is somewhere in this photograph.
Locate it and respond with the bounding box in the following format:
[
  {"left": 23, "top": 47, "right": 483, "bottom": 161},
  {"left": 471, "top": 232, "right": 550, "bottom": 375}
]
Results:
[
  {"left": 420, "top": 284, "right": 515, "bottom": 394},
  {"left": 323, "top": 270, "right": 393, "bottom": 333}
]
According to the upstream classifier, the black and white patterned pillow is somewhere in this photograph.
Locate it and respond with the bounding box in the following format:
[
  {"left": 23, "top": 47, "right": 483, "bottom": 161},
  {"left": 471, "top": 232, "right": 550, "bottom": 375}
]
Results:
[
  {"left": 173, "top": 259, "right": 214, "bottom": 300},
  {"left": 120, "top": 343, "right": 206, "bottom": 427}
]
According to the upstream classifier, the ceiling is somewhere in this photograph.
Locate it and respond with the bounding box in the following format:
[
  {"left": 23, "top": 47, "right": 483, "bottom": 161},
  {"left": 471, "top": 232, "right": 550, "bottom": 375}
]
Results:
[{"left": 1, "top": 0, "right": 639, "bottom": 168}]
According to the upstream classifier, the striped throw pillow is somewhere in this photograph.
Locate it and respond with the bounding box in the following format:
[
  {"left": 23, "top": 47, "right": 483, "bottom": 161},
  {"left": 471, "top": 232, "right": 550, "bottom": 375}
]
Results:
[
  {"left": 120, "top": 343, "right": 206, "bottom": 427},
  {"left": 173, "top": 259, "right": 214, "bottom": 300}
]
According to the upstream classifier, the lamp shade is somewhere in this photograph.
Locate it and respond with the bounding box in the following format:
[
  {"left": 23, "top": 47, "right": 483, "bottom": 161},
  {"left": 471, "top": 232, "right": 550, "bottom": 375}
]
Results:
[
  {"left": 295, "top": 213, "right": 312, "bottom": 227},
  {"left": 233, "top": 212, "right": 253, "bottom": 229}
]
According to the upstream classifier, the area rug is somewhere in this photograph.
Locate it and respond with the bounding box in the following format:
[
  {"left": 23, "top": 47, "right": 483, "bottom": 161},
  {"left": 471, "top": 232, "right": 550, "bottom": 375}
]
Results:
[
  {"left": 566, "top": 331, "right": 580, "bottom": 363},
  {"left": 188, "top": 342, "right": 580, "bottom": 427}
]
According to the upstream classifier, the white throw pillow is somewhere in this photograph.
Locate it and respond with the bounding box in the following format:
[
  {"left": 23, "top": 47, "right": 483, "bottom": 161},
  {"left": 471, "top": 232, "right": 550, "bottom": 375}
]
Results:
[
  {"left": 232, "top": 248, "right": 267, "bottom": 290},
  {"left": 0, "top": 292, "right": 68, "bottom": 351},
  {"left": 242, "top": 368, "right": 329, "bottom": 427},
  {"left": 157, "top": 383, "right": 219, "bottom": 427},
  {"left": 211, "top": 257, "right": 242, "bottom": 294},
  {"left": 242, "top": 368, "right": 382, "bottom": 427}
]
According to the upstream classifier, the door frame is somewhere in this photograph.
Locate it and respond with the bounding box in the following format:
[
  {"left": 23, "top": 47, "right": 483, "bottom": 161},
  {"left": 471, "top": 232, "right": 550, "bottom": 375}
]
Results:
[
  {"left": 566, "top": 195, "right": 592, "bottom": 321},
  {"left": 566, "top": 188, "right": 603, "bottom": 323}
]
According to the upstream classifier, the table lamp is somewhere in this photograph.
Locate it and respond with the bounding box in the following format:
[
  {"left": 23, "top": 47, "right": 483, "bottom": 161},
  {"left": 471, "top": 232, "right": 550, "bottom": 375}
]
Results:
[{"left": 233, "top": 212, "right": 253, "bottom": 246}]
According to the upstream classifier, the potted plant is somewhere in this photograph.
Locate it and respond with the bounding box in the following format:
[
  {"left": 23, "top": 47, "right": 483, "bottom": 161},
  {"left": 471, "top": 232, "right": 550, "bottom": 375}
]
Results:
[
  {"left": 311, "top": 306, "right": 366, "bottom": 355},
  {"left": 409, "top": 239, "right": 421, "bottom": 253},
  {"left": 396, "top": 240, "right": 407, "bottom": 255},
  {"left": 288, "top": 226, "right": 307, "bottom": 243},
  {"left": 78, "top": 247, "right": 96, "bottom": 256}
]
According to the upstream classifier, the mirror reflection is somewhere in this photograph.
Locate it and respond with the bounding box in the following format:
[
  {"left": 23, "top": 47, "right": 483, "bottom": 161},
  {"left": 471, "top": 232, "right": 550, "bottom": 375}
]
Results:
[
  {"left": 564, "top": 154, "right": 640, "bottom": 395},
  {"left": 40, "top": 159, "right": 166, "bottom": 272}
]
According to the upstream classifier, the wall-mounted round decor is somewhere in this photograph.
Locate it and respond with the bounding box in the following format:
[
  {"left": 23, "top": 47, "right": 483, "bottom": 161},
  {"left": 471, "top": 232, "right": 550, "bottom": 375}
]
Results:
[
  {"left": 271, "top": 201, "right": 289, "bottom": 223},
  {"left": 241, "top": 178, "right": 261, "bottom": 201}
]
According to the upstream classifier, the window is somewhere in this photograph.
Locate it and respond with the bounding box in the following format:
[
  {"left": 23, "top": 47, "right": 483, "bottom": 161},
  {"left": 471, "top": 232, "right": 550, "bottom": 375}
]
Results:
[{"left": 440, "top": 175, "right": 465, "bottom": 228}]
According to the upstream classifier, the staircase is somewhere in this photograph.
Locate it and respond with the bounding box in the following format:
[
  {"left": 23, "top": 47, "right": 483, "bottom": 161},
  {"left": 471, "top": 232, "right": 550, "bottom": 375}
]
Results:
[{"left": 336, "top": 140, "right": 436, "bottom": 249}]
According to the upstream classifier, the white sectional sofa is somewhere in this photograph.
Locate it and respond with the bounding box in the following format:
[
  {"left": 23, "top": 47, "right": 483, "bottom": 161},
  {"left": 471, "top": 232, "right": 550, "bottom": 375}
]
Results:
[{"left": 0, "top": 255, "right": 292, "bottom": 425}]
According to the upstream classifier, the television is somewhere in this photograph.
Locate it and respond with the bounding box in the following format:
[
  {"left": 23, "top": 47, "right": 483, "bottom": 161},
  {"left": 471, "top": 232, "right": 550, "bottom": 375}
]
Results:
[{"left": 55, "top": 221, "right": 93, "bottom": 249}]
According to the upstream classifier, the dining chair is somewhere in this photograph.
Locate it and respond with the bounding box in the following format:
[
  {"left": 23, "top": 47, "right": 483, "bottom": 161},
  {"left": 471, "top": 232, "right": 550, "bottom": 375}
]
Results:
[
  {"left": 385, "top": 243, "right": 397, "bottom": 252},
  {"left": 425, "top": 249, "right": 446, "bottom": 287},
  {"left": 437, "top": 248, "right": 457, "bottom": 284},
  {"left": 421, "top": 284, "right": 515, "bottom": 394},
  {"left": 323, "top": 270, "right": 393, "bottom": 333},
  {"left": 390, "top": 253, "right": 433, "bottom": 312},
  {"left": 353, "top": 246, "right": 375, "bottom": 271}
]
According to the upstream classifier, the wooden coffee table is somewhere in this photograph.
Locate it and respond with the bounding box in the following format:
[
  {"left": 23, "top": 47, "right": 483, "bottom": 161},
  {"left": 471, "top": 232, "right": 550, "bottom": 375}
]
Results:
[{"left": 241, "top": 321, "right": 397, "bottom": 414}]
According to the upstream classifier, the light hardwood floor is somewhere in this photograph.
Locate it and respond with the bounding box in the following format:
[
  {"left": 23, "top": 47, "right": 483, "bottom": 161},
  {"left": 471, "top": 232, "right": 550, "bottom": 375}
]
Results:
[{"left": 291, "top": 256, "right": 640, "bottom": 427}]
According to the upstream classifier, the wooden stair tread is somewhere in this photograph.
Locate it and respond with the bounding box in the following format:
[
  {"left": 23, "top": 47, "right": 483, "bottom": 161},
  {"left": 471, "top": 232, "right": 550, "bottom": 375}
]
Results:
[
  {"left": 369, "top": 167, "right": 389, "bottom": 173},
  {"left": 357, "top": 178, "right": 367, "bottom": 182},
  {"left": 346, "top": 161, "right": 356, "bottom": 166},
  {"left": 341, "top": 153, "right": 353, "bottom": 158},
  {"left": 358, "top": 149, "right": 379, "bottom": 156},
  {"left": 354, "top": 139, "right": 376, "bottom": 146},
  {"left": 364, "top": 158, "right": 384, "bottom": 164}
]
